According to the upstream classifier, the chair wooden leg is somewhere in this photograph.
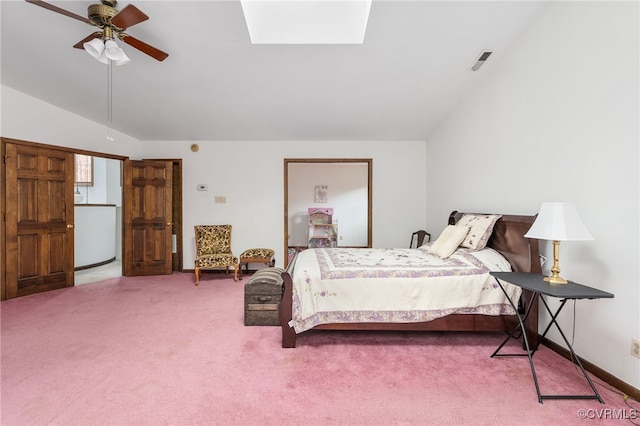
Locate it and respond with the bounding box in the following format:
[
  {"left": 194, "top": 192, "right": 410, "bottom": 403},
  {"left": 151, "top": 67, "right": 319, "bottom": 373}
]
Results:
[
  {"left": 233, "top": 265, "right": 239, "bottom": 282},
  {"left": 195, "top": 268, "right": 200, "bottom": 286}
]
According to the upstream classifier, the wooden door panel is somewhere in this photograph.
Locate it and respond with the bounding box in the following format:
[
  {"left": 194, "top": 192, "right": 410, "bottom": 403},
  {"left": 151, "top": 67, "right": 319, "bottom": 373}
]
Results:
[
  {"left": 17, "top": 151, "right": 38, "bottom": 170},
  {"left": 46, "top": 155, "right": 67, "bottom": 174},
  {"left": 4, "top": 141, "right": 75, "bottom": 299},
  {"left": 131, "top": 186, "right": 144, "bottom": 218},
  {"left": 151, "top": 186, "right": 166, "bottom": 217},
  {"left": 46, "top": 181, "right": 66, "bottom": 219},
  {"left": 17, "top": 234, "right": 38, "bottom": 278},
  {"left": 123, "top": 160, "right": 172, "bottom": 276},
  {"left": 131, "top": 226, "right": 168, "bottom": 259},
  {"left": 18, "top": 180, "right": 37, "bottom": 220},
  {"left": 48, "top": 231, "right": 67, "bottom": 272}
]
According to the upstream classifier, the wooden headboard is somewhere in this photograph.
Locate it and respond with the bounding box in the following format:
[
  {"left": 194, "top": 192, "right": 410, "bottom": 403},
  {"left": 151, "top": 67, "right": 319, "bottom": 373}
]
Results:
[{"left": 449, "top": 211, "right": 541, "bottom": 274}]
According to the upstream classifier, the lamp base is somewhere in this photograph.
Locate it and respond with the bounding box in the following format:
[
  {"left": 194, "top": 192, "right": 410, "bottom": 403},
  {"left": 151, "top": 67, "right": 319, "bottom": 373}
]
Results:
[
  {"left": 544, "top": 240, "right": 569, "bottom": 284},
  {"left": 544, "top": 275, "right": 568, "bottom": 285}
]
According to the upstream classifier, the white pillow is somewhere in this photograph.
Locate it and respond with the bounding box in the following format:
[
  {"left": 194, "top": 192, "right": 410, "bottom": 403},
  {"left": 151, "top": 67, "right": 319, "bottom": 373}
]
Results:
[
  {"left": 456, "top": 214, "right": 502, "bottom": 251},
  {"left": 428, "top": 225, "right": 470, "bottom": 259}
]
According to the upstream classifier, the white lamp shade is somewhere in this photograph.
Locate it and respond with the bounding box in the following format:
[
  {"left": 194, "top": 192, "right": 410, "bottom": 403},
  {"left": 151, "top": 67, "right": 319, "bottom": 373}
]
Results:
[
  {"left": 84, "top": 38, "right": 105, "bottom": 58},
  {"left": 104, "top": 39, "right": 124, "bottom": 60},
  {"left": 96, "top": 51, "right": 109, "bottom": 64},
  {"left": 525, "top": 202, "right": 594, "bottom": 241},
  {"left": 113, "top": 50, "right": 131, "bottom": 66}
]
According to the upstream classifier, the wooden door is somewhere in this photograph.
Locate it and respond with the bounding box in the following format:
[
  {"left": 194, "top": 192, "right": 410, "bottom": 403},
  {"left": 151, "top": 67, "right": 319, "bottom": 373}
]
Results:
[
  {"left": 122, "top": 160, "right": 173, "bottom": 276},
  {"left": 3, "top": 142, "right": 75, "bottom": 299},
  {"left": 144, "top": 158, "right": 183, "bottom": 272}
]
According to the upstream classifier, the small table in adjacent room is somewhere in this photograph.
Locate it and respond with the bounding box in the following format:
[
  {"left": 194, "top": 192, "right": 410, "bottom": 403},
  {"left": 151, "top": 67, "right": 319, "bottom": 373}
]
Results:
[{"left": 490, "top": 271, "right": 614, "bottom": 404}]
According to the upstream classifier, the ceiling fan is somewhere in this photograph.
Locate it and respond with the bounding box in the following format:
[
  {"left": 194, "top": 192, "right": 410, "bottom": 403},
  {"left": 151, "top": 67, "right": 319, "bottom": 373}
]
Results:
[{"left": 25, "top": 0, "right": 169, "bottom": 62}]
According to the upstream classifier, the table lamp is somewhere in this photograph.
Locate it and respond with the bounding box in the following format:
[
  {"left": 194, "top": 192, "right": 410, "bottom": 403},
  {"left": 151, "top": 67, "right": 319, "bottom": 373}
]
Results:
[{"left": 524, "top": 202, "right": 594, "bottom": 284}]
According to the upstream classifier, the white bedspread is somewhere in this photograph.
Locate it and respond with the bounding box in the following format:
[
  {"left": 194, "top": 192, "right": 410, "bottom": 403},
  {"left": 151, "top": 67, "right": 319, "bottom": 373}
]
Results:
[{"left": 289, "top": 245, "right": 520, "bottom": 333}]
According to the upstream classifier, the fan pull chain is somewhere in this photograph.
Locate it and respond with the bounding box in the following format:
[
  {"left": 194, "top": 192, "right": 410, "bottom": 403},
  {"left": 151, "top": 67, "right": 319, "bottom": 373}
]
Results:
[{"left": 106, "top": 61, "right": 114, "bottom": 141}]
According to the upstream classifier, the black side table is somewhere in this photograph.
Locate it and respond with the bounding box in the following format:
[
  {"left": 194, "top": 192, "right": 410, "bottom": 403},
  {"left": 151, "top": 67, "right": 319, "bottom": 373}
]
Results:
[{"left": 490, "top": 271, "right": 614, "bottom": 404}]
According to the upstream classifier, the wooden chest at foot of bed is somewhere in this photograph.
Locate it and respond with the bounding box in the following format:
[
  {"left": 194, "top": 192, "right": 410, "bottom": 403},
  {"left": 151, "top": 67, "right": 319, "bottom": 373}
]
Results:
[{"left": 244, "top": 267, "right": 285, "bottom": 326}]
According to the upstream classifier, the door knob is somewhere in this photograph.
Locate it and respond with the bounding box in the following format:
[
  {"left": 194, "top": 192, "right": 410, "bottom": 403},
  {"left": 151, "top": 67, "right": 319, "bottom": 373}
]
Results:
[
  {"left": 67, "top": 224, "right": 74, "bottom": 229},
  {"left": 167, "top": 222, "right": 173, "bottom": 226}
]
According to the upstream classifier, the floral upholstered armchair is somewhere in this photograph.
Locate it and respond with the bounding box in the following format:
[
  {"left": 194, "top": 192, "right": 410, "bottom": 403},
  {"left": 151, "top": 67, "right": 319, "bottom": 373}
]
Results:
[{"left": 194, "top": 225, "right": 239, "bottom": 285}]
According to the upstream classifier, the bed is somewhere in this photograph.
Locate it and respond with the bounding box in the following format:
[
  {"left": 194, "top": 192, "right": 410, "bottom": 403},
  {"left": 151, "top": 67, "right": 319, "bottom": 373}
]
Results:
[{"left": 279, "top": 211, "right": 541, "bottom": 348}]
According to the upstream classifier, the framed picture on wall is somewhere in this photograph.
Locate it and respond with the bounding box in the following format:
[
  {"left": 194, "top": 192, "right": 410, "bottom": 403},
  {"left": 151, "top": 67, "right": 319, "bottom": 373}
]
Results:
[{"left": 315, "top": 185, "right": 328, "bottom": 203}]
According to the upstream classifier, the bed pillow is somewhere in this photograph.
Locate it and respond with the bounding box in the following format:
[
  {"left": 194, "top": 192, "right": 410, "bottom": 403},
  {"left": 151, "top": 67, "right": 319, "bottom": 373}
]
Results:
[
  {"left": 428, "top": 225, "right": 470, "bottom": 259},
  {"left": 456, "top": 214, "right": 502, "bottom": 251}
]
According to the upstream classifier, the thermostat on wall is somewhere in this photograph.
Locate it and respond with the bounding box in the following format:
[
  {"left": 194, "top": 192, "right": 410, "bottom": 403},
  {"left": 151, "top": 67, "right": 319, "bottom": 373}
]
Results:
[{"left": 197, "top": 184, "right": 208, "bottom": 191}]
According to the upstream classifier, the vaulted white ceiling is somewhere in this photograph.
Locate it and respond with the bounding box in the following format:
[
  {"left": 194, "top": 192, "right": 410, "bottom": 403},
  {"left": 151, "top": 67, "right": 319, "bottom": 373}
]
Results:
[{"left": 1, "top": 0, "right": 547, "bottom": 141}]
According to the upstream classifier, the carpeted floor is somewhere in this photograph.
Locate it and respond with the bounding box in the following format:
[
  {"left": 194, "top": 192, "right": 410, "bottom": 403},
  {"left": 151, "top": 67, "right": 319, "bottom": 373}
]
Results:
[{"left": 1, "top": 272, "right": 637, "bottom": 425}]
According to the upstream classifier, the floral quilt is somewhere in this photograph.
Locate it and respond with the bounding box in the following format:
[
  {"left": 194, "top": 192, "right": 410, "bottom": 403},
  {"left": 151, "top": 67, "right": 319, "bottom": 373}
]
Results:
[{"left": 289, "top": 245, "right": 520, "bottom": 333}]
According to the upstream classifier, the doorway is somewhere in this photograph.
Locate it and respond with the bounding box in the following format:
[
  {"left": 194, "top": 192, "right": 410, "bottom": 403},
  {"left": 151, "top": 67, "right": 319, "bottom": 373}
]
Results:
[
  {"left": 1, "top": 138, "right": 184, "bottom": 299},
  {"left": 283, "top": 158, "right": 372, "bottom": 267},
  {"left": 73, "top": 156, "right": 122, "bottom": 284}
]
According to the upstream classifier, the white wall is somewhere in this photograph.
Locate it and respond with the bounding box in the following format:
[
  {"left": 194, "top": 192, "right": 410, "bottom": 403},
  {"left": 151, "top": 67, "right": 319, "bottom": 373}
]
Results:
[
  {"left": 141, "top": 140, "right": 428, "bottom": 269},
  {"left": 1, "top": 86, "right": 429, "bottom": 271},
  {"left": 76, "top": 157, "right": 121, "bottom": 205},
  {"left": 1, "top": 85, "right": 141, "bottom": 158},
  {"left": 425, "top": 2, "right": 639, "bottom": 389},
  {"left": 74, "top": 206, "right": 117, "bottom": 267},
  {"left": 105, "top": 159, "right": 122, "bottom": 206}
]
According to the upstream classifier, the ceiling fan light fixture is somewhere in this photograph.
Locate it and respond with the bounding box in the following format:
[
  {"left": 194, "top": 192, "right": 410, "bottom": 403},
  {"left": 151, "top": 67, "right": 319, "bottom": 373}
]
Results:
[
  {"left": 104, "top": 39, "right": 124, "bottom": 60},
  {"left": 97, "top": 52, "right": 110, "bottom": 64},
  {"left": 27, "top": 0, "right": 168, "bottom": 62},
  {"left": 84, "top": 38, "right": 105, "bottom": 58},
  {"left": 113, "top": 51, "right": 131, "bottom": 66}
]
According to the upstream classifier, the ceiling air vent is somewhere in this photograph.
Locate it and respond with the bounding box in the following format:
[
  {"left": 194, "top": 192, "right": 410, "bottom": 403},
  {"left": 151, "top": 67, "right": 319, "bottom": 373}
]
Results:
[{"left": 471, "top": 50, "right": 493, "bottom": 71}]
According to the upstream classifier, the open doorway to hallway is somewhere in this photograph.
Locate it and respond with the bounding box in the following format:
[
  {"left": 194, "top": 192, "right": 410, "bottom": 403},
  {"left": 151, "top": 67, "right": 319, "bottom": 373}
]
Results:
[
  {"left": 74, "top": 156, "right": 122, "bottom": 285},
  {"left": 75, "top": 260, "right": 122, "bottom": 285}
]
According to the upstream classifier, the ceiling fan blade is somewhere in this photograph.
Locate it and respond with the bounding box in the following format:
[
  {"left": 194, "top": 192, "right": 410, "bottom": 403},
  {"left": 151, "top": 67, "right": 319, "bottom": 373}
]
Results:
[
  {"left": 25, "top": 0, "right": 92, "bottom": 24},
  {"left": 111, "top": 4, "right": 149, "bottom": 30},
  {"left": 73, "top": 32, "right": 102, "bottom": 49},
  {"left": 120, "top": 34, "right": 168, "bottom": 62}
]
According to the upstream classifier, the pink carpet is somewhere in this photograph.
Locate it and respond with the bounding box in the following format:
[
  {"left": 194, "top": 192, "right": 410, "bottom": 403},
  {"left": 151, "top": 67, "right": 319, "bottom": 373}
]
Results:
[{"left": 1, "top": 273, "right": 637, "bottom": 425}]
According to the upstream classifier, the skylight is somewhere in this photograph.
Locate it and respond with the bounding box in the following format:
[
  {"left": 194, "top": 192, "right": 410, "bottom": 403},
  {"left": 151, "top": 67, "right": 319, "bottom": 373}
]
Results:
[{"left": 241, "top": 0, "right": 372, "bottom": 44}]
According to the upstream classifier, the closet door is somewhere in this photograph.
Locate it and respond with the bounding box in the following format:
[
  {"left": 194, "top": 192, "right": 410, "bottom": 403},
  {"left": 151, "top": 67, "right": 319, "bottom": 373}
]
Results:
[
  {"left": 3, "top": 141, "right": 75, "bottom": 299},
  {"left": 122, "top": 160, "right": 173, "bottom": 276}
]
